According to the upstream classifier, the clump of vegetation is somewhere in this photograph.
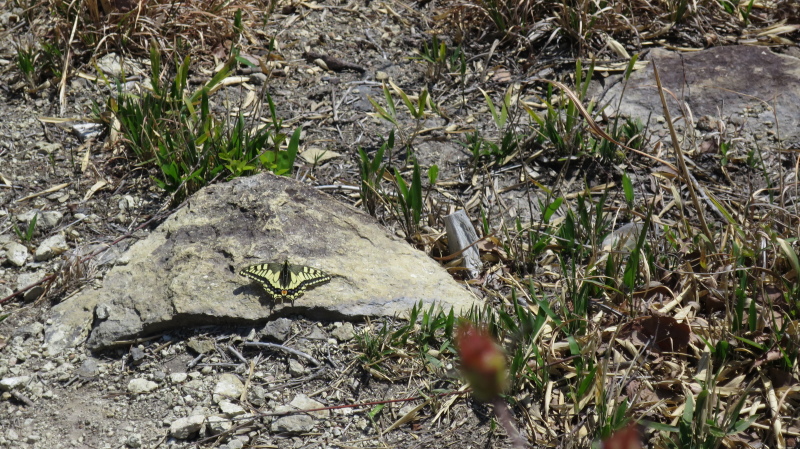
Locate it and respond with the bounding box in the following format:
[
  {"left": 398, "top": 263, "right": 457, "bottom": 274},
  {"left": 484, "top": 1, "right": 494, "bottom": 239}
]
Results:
[{"left": 111, "top": 42, "right": 300, "bottom": 204}]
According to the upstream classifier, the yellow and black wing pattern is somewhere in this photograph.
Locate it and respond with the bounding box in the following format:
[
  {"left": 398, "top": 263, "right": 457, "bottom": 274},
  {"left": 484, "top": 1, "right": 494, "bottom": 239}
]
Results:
[{"left": 239, "top": 260, "right": 331, "bottom": 303}]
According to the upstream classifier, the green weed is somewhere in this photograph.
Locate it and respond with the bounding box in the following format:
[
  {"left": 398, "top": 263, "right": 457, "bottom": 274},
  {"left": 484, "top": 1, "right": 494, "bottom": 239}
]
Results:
[
  {"left": 392, "top": 160, "right": 424, "bottom": 239},
  {"left": 719, "top": 0, "right": 756, "bottom": 24},
  {"left": 369, "top": 82, "right": 438, "bottom": 155},
  {"left": 649, "top": 373, "right": 758, "bottom": 449},
  {"left": 354, "top": 301, "right": 456, "bottom": 374},
  {"left": 358, "top": 132, "right": 392, "bottom": 217},
  {"left": 412, "top": 35, "right": 466, "bottom": 85},
  {"left": 525, "top": 61, "right": 595, "bottom": 157},
  {"left": 13, "top": 213, "right": 38, "bottom": 243},
  {"left": 112, "top": 42, "right": 299, "bottom": 204},
  {"left": 14, "top": 42, "right": 37, "bottom": 89}
]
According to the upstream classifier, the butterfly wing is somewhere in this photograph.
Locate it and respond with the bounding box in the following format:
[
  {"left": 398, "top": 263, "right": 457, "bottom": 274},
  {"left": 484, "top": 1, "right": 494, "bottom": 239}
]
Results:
[{"left": 240, "top": 261, "right": 330, "bottom": 302}]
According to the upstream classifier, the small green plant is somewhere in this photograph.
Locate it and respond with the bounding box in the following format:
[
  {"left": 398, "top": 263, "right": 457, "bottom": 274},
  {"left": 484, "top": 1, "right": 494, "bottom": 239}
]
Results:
[
  {"left": 462, "top": 89, "right": 525, "bottom": 168},
  {"left": 650, "top": 376, "right": 758, "bottom": 449},
  {"left": 369, "top": 82, "right": 438, "bottom": 154},
  {"left": 414, "top": 302, "right": 455, "bottom": 366},
  {"left": 525, "top": 61, "right": 595, "bottom": 157},
  {"left": 553, "top": 191, "right": 613, "bottom": 333},
  {"left": 482, "top": 87, "right": 510, "bottom": 130},
  {"left": 412, "top": 35, "right": 466, "bottom": 85},
  {"left": 112, "top": 42, "right": 299, "bottom": 204},
  {"left": 595, "top": 383, "right": 632, "bottom": 442},
  {"left": 14, "top": 39, "right": 63, "bottom": 90},
  {"left": 567, "top": 335, "right": 597, "bottom": 413},
  {"left": 464, "top": 129, "right": 520, "bottom": 168},
  {"left": 593, "top": 116, "right": 644, "bottom": 164},
  {"left": 354, "top": 301, "right": 456, "bottom": 374},
  {"left": 355, "top": 322, "right": 397, "bottom": 366},
  {"left": 621, "top": 172, "right": 634, "bottom": 210},
  {"left": 500, "top": 290, "right": 550, "bottom": 395},
  {"left": 672, "top": 0, "right": 690, "bottom": 23},
  {"left": 719, "top": 0, "right": 756, "bottom": 23},
  {"left": 358, "top": 132, "right": 392, "bottom": 216},
  {"left": 392, "top": 160, "right": 424, "bottom": 239},
  {"left": 719, "top": 140, "right": 731, "bottom": 166},
  {"left": 14, "top": 43, "right": 37, "bottom": 89},
  {"left": 502, "top": 195, "right": 561, "bottom": 276},
  {"left": 39, "top": 41, "right": 63, "bottom": 79},
  {"left": 13, "top": 213, "right": 38, "bottom": 243}
]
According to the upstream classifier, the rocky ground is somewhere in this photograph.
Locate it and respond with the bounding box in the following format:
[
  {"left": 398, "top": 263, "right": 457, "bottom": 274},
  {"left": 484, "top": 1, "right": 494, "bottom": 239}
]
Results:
[{"left": 1, "top": 1, "right": 799, "bottom": 448}]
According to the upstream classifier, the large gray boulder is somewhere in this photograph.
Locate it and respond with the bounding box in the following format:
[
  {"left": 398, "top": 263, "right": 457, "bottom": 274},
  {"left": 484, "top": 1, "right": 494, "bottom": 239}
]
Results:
[{"left": 44, "top": 172, "right": 480, "bottom": 353}]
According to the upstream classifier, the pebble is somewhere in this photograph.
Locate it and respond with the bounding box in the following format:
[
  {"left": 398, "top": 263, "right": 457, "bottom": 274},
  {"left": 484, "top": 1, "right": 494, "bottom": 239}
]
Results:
[
  {"left": 290, "top": 393, "right": 329, "bottom": 418},
  {"left": 261, "top": 318, "right": 292, "bottom": 342},
  {"left": 0, "top": 376, "right": 30, "bottom": 391},
  {"left": 125, "top": 434, "right": 142, "bottom": 448},
  {"left": 168, "top": 415, "right": 205, "bottom": 439},
  {"left": 212, "top": 374, "right": 244, "bottom": 403},
  {"left": 227, "top": 439, "right": 245, "bottom": 449},
  {"left": 77, "top": 358, "right": 99, "bottom": 378},
  {"left": 39, "top": 211, "right": 63, "bottom": 229},
  {"left": 331, "top": 323, "right": 355, "bottom": 341},
  {"left": 207, "top": 415, "right": 232, "bottom": 435},
  {"left": 218, "top": 400, "right": 246, "bottom": 417},
  {"left": 287, "top": 359, "right": 305, "bottom": 377},
  {"left": 5, "top": 242, "right": 29, "bottom": 267},
  {"left": 129, "top": 347, "right": 146, "bottom": 365},
  {"left": 16, "top": 271, "right": 45, "bottom": 301},
  {"left": 169, "top": 372, "right": 188, "bottom": 384},
  {"left": 127, "top": 378, "right": 158, "bottom": 394},
  {"left": 34, "top": 235, "right": 69, "bottom": 261},
  {"left": 271, "top": 412, "right": 314, "bottom": 434}
]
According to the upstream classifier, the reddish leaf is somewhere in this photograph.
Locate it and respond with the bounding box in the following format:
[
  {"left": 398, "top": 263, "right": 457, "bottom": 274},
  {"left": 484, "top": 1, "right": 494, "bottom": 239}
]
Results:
[
  {"left": 456, "top": 321, "right": 507, "bottom": 402},
  {"left": 603, "top": 424, "right": 642, "bottom": 449}
]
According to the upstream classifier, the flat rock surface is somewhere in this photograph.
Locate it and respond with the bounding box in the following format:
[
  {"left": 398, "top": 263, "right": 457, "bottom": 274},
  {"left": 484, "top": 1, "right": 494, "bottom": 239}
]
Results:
[
  {"left": 45, "top": 172, "right": 480, "bottom": 352},
  {"left": 602, "top": 45, "right": 800, "bottom": 144}
]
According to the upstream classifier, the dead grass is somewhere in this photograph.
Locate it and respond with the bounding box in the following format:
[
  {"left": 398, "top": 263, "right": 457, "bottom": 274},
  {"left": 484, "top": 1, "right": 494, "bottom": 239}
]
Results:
[{"left": 437, "top": 0, "right": 800, "bottom": 59}]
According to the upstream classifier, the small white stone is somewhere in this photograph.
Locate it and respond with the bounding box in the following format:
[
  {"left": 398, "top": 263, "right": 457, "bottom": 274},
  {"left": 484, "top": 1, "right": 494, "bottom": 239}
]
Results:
[
  {"left": 168, "top": 415, "right": 205, "bottom": 439},
  {"left": 39, "top": 211, "right": 63, "bottom": 229},
  {"left": 287, "top": 359, "right": 305, "bottom": 377},
  {"left": 227, "top": 439, "right": 245, "bottom": 449},
  {"left": 127, "top": 378, "right": 158, "bottom": 394},
  {"left": 34, "top": 235, "right": 69, "bottom": 261},
  {"left": 0, "top": 376, "right": 30, "bottom": 391},
  {"left": 290, "top": 393, "right": 329, "bottom": 418},
  {"left": 5, "top": 242, "right": 29, "bottom": 267},
  {"left": 169, "top": 372, "right": 188, "bottom": 384},
  {"left": 212, "top": 373, "right": 244, "bottom": 403},
  {"left": 206, "top": 415, "right": 232, "bottom": 435},
  {"left": 218, "top": 400, "right": 245, "bottom": 417}
]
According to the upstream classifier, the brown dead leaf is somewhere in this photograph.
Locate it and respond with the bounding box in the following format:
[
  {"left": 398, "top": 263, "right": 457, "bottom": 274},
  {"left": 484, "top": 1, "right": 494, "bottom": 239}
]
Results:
[
  {"left": 625, "top": 379, "right": 660, "bottom": 405},
  {"left": 476, "top": 235, "right": 507, "bottom": 260},
  {"left": 767, "top": 367, "right": 795, "bottom": 389},
  {"left": 699, "top": 138, "right": 719, "bottom": 154},
  {"left": 622, "top": 316, "right": 691, "bottom": 353}
]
